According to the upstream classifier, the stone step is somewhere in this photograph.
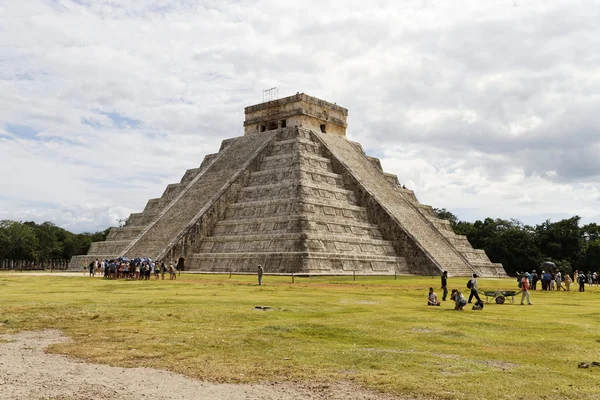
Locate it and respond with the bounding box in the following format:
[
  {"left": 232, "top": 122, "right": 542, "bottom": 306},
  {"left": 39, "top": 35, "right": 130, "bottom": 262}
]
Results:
[
  {"left": 225, "top": 198, "right": 369, "bottom": 222},
  {"left": 269, "top": 137, "right": 323, "bottom": 157},
  {"left": 261, "top": 151, "right": 333, "bottom": 172},
  {"left": 125, "top": 211, "right": 161, "bottom": 227},
  {"left": 248, "top": 166, "right": 343, "bottom": 187},
  {"left": 143, "top": 198, "right": 171, "bottom": 213},
  {"left": 277, "top": 127, "right": 314, "bottom": 142},
  {"left": 237, "top": 180, "right": 354, "bottom": 203},
  {"left": 188, "top": 252, "right": 409, "bottom": 274},
  {"left": 316, "top": 132, "right": 477, "bottom": 277},
  {"left": 180, "top": 167, "right": 201, "bottom": 185},
  {"left": 200, "top": 233, "right": 396, "bottom": 256},
  {"left": 123, "top": 132, "right": 278, "bottom": 260},
  {"left": 105, "top": 226, "right": 145, "bottom": 241},
  {"left": 213, "top": 215, "right": 384, "bottom": 239},
  {"left": 88, "top": 240, "right": 131, "bottom": 255}
]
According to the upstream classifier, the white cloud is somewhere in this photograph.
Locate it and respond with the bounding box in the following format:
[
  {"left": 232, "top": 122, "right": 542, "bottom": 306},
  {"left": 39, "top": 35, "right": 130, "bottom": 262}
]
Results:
[{"left": 1, "top": 0, "right": 599, "bottom": 232}]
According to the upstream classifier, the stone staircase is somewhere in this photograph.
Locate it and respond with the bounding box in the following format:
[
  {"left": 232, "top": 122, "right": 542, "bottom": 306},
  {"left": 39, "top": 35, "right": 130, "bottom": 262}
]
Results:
[
  {"left": 315, "top": 131, "right": 481, "bottom": 277},
  {"left": 189, "top": 127, "right": 408, "bottom": 274},
  {"left": 121, "top": 132, "right": 277, "bottom": 260}
]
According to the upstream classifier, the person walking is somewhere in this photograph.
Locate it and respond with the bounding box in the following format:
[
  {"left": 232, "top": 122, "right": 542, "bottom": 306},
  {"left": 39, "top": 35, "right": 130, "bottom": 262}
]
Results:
[
  {"left": 520, "top": 273, "right": 533, "bottom": 305},
  {"left": 468, "top": 273, "right": 482, "bottom": 304},
  {"left": 257, "top": 264, "right": 264, "bottom": 286},
  {"left": 441, "top": 271, "right": 448, "bottom": 301}
]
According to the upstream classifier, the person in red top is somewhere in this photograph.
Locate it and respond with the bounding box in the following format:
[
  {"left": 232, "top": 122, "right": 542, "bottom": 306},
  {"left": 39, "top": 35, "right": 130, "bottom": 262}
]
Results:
[{"left": 520, "top": 274, "right": 533, "bottom": 305}]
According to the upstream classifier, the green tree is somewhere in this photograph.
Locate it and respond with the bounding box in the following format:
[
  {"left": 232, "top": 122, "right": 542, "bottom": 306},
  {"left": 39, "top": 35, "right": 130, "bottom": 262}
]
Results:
[
  {"left": 25, "top": 221, "right": 62, "bottom": 261},
  {"left": 535, "top": 217, "right": 582, "bottom": 264},
  {"left": 577, "top": 239, "right": 600, "bottom": 272},
  {"left": 454, "top": 218, "right": 542, "bottom": 275},
  {"left": 2, "top": 221, "right": 38, "bottom": 260},
  {"left": 433, "top": 208, "right": 458, "bottom": 230}
]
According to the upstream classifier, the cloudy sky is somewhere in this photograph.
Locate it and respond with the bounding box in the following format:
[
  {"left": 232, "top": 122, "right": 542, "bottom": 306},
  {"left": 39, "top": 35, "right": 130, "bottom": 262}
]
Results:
[{"left": 1, "top": 0, "right": 599, "bottom": 233}]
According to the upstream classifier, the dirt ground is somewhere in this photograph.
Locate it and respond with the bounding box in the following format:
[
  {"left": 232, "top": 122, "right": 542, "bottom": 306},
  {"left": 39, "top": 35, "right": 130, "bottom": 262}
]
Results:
[{"left": 0, "top": 329, "right": 407, "bottom": 400}]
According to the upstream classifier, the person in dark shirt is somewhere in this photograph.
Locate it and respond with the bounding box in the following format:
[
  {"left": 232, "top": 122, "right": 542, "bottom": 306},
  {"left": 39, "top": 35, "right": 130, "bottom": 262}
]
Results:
[
  {"left": 441, "top": 271, "right": 448, "bottom": 301},
  {"left": 468, "top": 273, "right": 482, "bottom": 304},
  {"left": 543, "top": 271, "right": 552, "bottom": 291},
  {"left": 530, "top": 270, "right": 539, "bottom": 290}
]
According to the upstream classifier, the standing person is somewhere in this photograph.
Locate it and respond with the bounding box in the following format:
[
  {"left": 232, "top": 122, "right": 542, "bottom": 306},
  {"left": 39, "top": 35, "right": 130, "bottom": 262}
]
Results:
[
  {"left": 543, "top": 271, "right": 552, "bottom": 291},
  {"left": 168, "top": 262, "right": 175, "bottom": 280},
  {"left": 467, "top": 273, "right": 482, "bottom": 304},
  {"left": 451, "top": 289, "right": 467, "bottom": 311},
  {"left": 578, "top": 272, "right": 586, "bottom": 292},
  {"left": 531, "top": 270, "right": 539, "bottom": 290},
  {"left": 176, "top": 257, "right": 185, "bottom": 277},
  {"left": 555, "top": 271, "right": 563, "bottom": 291},
  {"left": 160, "top": 262, "right": 166, "bottom": 280},
  {"left": 520, "top": 273, "right": 533, "bottom": 305},
  {"left": 89, "top": 261, "right": 95, "bottom": 278},
  {"left": 549, "top": 272, "right": 556, "bottom": 291},
  {"left": 257, "top": 264, "right": 264, "bottom": 286},
  {"left": 564, "top": 273, "right": 572, "bottom": 291},
  {"left": 441, "top": 271, "right": 448, "bottom": 301}
]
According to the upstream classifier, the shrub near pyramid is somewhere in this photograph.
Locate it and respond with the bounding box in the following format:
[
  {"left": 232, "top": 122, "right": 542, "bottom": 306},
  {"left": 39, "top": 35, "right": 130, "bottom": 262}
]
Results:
[{"left": 70, "top": 94, "right": 506, "bottom": 277}]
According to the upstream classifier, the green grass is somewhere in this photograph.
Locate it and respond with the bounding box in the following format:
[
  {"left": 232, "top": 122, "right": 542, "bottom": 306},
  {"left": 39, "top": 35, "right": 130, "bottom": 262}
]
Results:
[{"left": 1, "top": 273, "right": 599, "bottom": 399}]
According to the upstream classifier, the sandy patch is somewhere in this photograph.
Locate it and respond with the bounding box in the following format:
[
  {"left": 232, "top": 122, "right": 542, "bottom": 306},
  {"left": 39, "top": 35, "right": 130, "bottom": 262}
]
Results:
[{"left": 0, "top": 330, "right": 405, "bottom": 400}]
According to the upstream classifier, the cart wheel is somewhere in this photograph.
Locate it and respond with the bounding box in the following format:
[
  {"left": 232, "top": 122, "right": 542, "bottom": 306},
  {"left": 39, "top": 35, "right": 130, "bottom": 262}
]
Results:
[{"left": 495, "top": 296, "right": 505, "bottom": 304}]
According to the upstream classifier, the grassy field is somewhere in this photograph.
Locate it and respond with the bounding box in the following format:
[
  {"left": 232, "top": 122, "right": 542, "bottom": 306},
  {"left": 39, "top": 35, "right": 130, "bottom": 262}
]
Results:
[{"left": 0, "top": 272, "right": 599, "bottom": 399}]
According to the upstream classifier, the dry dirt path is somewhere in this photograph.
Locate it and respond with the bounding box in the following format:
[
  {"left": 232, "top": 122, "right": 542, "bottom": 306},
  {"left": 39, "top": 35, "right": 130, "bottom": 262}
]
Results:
[{"left": 0, "top": 329, "right": 407, "bottom": 400}]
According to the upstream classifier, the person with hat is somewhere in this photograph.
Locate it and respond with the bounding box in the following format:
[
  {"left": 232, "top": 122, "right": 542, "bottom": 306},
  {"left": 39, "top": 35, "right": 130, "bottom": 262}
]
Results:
[
  {"left": 520, "top": 272, "right": 533, "bottom": 305},
  {"left": 468, "top": 273, "right": 482, "bottom": 304},
  {"left": 530, "top": 270, "right": 539, "bottom": 290}
]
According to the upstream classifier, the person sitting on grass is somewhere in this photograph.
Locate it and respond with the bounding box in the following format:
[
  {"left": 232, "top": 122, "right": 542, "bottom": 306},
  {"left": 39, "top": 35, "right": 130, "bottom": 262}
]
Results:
[
  {"left": 427, "top": 287, "right": 441, "bottom": 306},
  {"left": 451, "top": 289, "right": 467, "bottom": 311}
]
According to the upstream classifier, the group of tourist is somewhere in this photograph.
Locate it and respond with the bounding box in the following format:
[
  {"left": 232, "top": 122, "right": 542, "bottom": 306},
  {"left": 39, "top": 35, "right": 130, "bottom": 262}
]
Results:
[
  {"left": 518, "top": 269, "right": 599, "bottom": 292},
  {"left": 428, "top": 271, "right": 485, "bottom": 310},
  {"left": 427, "top": 264, "right": 598, "bottom": 310},
  {"left": 86, "top": 259, "right": 179, "bottom": 280}
]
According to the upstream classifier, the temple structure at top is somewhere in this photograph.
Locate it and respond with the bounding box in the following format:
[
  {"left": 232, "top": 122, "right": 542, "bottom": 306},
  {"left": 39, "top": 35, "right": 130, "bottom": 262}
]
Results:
[
  {"left": 69, "top": 93, "right": 506, "bottom": 277},
  {"left": 244, "top": 93, "right": 348, "bottom": 136}
]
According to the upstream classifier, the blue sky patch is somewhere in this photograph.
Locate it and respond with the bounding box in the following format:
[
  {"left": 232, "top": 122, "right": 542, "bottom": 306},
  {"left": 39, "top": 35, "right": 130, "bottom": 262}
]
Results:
[
  {"left": 5, "top": 123, "right": 40, "bottom": 140},
  {"left": 100, "top": 111, "right": 142, "bottom": 129}
]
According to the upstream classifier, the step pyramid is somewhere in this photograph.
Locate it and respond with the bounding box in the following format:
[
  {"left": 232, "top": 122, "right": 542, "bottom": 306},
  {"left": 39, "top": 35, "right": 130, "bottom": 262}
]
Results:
[{"left": 70, "top": 93, "right": 506, "bottom": 277}]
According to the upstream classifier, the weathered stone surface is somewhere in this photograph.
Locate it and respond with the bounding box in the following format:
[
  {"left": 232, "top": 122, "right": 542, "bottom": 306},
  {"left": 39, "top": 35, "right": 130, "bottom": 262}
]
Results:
[{"left": 70, "top": 94, "right": 506, "bottom": 277}]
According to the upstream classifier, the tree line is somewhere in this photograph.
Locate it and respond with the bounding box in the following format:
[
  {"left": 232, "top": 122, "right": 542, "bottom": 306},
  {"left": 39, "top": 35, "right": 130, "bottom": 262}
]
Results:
[
  {"left": 0, "top": 220, "right": 110, "bottom": 262},
  {"left": 2, "top": 214, "right": 599, "bottom": 276},
  {"left": 434, "top": 209, "right": 600, "bottom": 276}
]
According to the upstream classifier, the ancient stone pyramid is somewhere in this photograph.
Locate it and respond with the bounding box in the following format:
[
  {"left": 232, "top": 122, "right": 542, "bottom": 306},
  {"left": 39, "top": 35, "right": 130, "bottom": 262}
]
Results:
[{"left": 70, "top": 94, "right": 506, "bottom": 277}]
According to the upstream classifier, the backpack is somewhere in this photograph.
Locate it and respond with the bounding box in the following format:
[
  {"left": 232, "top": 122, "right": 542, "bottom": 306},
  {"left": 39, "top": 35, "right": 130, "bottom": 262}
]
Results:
[
  {"left": 466, "top": 280, "right": 472, "bottom": 289},
  {"left": 518, "top": 280, "right": 523, "bottom": 288}
]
